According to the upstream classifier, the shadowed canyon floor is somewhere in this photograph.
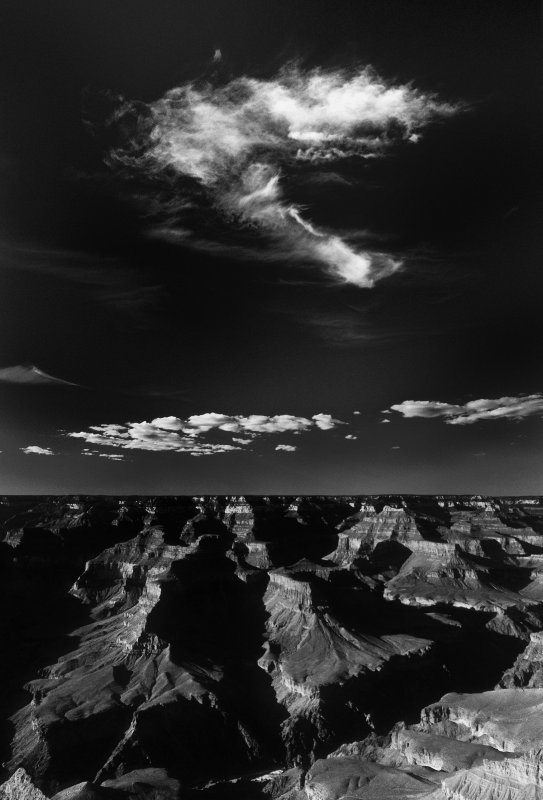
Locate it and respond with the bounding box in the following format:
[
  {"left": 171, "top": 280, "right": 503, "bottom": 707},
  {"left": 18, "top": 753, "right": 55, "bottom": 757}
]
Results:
[{"left": 1, "top": 495, "right": 543, "bottom": 799}]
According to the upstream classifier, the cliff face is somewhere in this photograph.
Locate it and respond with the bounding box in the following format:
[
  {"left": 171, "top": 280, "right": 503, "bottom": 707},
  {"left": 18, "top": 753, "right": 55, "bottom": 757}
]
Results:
[
  {"left": 6, "top": 523, "right": 286, "bottom": 793},
  {"left": 0, "top": 495, "right": 543, "bottom": 799},
  {"left": 259, "top": 563, "right": 434, "bottom": 766},
  {"left": 500, "top": 632, "right": 543, "bottom": 688},
  {"left": 0, "top": 769, "right": 48, "bottom": 800}
]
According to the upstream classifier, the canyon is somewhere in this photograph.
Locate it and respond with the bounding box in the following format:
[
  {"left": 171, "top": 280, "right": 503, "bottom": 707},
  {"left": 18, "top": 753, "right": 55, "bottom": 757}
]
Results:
[{"left": 1, "top": 494, "right": 543, "bottom": 799}]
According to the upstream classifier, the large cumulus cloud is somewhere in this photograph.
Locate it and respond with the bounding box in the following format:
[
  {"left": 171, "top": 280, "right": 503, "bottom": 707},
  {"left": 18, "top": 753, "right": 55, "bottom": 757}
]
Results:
[{"left": 109, "top": 64, "right": 458, "bottom": 287}]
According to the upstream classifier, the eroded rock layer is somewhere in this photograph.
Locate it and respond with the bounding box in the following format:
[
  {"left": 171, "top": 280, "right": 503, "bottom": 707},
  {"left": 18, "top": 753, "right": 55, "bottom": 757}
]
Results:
[{"left": 0, "top": 494, "right": 542, "bottom": 799}]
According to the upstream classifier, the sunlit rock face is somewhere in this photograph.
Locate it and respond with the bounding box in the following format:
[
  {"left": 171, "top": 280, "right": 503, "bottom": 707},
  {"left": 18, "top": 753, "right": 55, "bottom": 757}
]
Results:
[
  {"left": 6, "top": 522, "right": 279, "bottom": 794},
  {"left": 224, "top": 496, "right": 256, "bottom": 540},
  {"left": 259, "top": 562, "right": 436, "bottom": 767},
  {"left": 327, "top": 504, "right": 425, "bottom": 569},
  {"left": 428, "top": 752, "right": 543, "bottom": 800},
  {"left": 303, "top": 756, "right": 440, "bottom": 800},
  {"left": 0, "top": 769, "right": 49, "bottom": 800},
  {"left": 500, "top": 632, "right": 543, "bottom": 688},
  {"left": 418, "top": 689, "right": 543, "bottom": 752},
  {"left": 1, "top": 495, "right": 543, "bottom": 799}
]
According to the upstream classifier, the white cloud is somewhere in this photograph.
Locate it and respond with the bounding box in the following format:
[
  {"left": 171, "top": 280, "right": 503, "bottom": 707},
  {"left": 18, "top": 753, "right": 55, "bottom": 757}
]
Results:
[
  {"left": 389, "top": 400, "right": 461, "bottom": 420},
  {"left": 111, "top": 64, "right": 458, "bottom": 287},
  {"left": 70, "top": 424, "right": 236, "bottom": 456},
  {"left": 312, "top": 412, "right": 343, "bottom": 430},
  {"left": 275, "top": 444, "right": 297, "bottom": 452},
  {"left": 353, "top": 410, "right": 361, "bottom": 415},
  {"left": 178, "top": 412, "right": 342, "bottom": 436},
  {"left": 380, "top": 418, "right": 391, "bottom": 424},
  {"left": 67, "top": 411, "right": 343, "bottom": 456},
  {"left": 149, "top": 415, "right": 185, "bottom": 431},
  {"left": 345, "top": 434, "right": 358, "bottom": 440},
  {"left": 389, "top": 394, "right": 543, "bottom": 425},
  {"left": 0, "top": 364, "right": 78, "bottom": 386},
  {"left": 391, "top": 446, "right": 401, "bottom": 450},
  {"left": 178, "top": 413, "right": 234, "bottom": 433},
  {"left": 21, "top": 446, "right": 54, "bottom": 455}
]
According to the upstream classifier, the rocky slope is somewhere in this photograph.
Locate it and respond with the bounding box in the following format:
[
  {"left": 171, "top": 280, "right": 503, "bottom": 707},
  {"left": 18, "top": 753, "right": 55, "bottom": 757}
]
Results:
[{"left": 0, "top": 495, "right": 542, "bottom": 799}]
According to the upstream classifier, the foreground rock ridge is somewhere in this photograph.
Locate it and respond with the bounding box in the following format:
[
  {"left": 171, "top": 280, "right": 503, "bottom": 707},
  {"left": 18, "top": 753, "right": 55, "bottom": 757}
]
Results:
[{"left": 0, "top": 494, "right": 543, "bottom": 798}]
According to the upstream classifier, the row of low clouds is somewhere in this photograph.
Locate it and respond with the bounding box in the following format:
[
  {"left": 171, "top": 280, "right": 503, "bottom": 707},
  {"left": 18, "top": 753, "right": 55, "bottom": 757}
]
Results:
[
  {"left": 21, "top": 446, "right": 123, "bottom": 459},
  {"left": 82, "top": 449, "right": 125, "bottom": 460},
  {"left": 67, "top": 412, "right": 343, "bottom": 456},
  {"left": 14, "top": 394, "right": 542, "bottom": 459},
  {"left": 110, "top": 63, "right": 458, "bottom": 287}
]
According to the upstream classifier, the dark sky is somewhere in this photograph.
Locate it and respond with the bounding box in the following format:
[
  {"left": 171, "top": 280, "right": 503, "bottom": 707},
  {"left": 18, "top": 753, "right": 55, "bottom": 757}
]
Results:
[{"left": 0, "top": 0, "right": 541, "bottom": 494}]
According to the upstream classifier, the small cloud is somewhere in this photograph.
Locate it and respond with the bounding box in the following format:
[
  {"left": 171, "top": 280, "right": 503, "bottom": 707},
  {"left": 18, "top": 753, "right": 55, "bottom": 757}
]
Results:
[
  {"left": 380, "top": 418, "right": 391, "bottom": 424},
  {"left": 81, "top": 448, "right": 124, "bottom": 461},
  {"left": 0, "top": 364, "right": 78, "bottom": 387},
  {"left": 391, "top": 445, "right": 400, "bottom": 450},
  {"left": 275, "top": 444, "right": 297, "bottom": 452},
  {"left": 232, "top": 437, "right": 252, "bottom": 445},
  {"left": 474, "top": 452, "right": 486, "bottom": 457},
  {"left": 21, "top": 445, "right": 54, "bottom": 456},
  {"left": 345, "top": 434, "right": 357, "bottom": 440},
  {"left": 353, "top": 410, "right": 361, "bottom": 415},
  {"left": 312, "top": 413, "right": 344, "bottom": 431}
]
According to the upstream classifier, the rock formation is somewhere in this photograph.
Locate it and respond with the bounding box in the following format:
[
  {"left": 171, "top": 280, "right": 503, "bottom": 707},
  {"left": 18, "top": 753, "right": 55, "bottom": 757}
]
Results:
[
  {"left": 0, "top": 495, "right": 543, "bottom": 798},
  {"left": 0, "top": 769, "right": 49, "bottom": 800}
]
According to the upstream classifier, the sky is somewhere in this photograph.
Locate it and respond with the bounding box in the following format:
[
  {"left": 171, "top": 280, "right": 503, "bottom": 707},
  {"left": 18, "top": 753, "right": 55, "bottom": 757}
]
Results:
[{"left": 0, "top": 0, "right": 541, "bottom": 494}]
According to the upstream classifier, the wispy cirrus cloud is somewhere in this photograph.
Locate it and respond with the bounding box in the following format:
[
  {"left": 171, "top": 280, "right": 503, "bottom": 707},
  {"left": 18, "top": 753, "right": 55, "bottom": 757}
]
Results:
[
  {"left": 109, "top": 63, "right": 458, "bottom": 287},
  {"left": 0, "top": 364, "right": 78, "bottom": 387},
  {"left": 68, "top": 411, "right": 344, "bottom": 456},
  {"left": 0, "top": 243, "right": 162, "bottom": 323},
  {"left": 389, "top": 394, "right": 543, "bottom": 425},
  {"left": 21, "top": 445, "right": 54, "bottom": 455}
]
